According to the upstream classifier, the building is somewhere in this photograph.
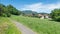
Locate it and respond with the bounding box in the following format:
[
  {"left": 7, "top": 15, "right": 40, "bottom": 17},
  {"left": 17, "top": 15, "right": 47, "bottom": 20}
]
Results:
[{"left": 38, "top": 13, "right": 49, "bottom": 19}]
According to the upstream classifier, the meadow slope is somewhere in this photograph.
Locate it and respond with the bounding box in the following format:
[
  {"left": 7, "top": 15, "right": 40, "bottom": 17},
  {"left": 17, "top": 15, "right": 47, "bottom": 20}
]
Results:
[{"left": 11, "top": 15, "right": 60, "bottom": 34}]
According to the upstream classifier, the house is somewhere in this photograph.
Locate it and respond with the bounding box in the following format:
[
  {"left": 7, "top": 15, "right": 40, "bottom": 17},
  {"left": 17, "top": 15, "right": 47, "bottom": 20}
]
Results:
[{"left": 38, "top": 13, "right": 49, "bottom": 19}]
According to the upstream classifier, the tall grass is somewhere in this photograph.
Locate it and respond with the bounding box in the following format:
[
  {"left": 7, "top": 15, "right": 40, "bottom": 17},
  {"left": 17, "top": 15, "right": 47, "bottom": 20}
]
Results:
[
  {"left": 0, "top": 17, "right": 21, "bottom": 34},
  {"left": 11, "top": 15, "right": 60, "bottom": 34}
]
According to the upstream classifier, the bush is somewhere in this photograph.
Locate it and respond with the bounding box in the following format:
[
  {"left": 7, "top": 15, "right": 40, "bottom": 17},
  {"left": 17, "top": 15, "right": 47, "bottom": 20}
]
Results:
[
  {"left": 6, "top": 13, "right": 11, "bottom": 17},
  {"left": 2, "top": 13, "right": 7, "bottom": 17},
  {"left": 55, "top": 16, "right": 60, "bottom": 21},
  {"left": 2, "top": 13, "right": 11, "bottom": 17}
]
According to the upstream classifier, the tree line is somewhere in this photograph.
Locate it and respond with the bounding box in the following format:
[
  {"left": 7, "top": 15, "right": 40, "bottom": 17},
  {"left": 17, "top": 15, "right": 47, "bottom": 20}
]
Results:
[
  {"left": 0, "top": 4, "right": 21, "bottom": 17},
  {"left": 0, "top": 4, "right": 60, "bottom": 21}
]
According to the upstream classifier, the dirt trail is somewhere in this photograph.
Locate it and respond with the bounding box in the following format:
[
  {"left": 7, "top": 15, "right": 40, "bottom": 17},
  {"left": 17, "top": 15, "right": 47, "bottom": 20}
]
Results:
[{"left": 9, "top": 19, "right": 37, "bottom": 34}]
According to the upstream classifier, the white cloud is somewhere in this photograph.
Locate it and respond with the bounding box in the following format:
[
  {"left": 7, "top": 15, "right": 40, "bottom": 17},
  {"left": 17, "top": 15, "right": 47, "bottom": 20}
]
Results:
[{"left": 21, "top": 2, "right": 60, "bottom": 13}]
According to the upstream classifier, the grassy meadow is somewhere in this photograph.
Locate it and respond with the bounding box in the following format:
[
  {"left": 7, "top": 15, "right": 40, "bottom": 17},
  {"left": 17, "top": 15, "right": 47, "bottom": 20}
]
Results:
[
  {"left": 11, "top": 15, "right": 60, "bottom": 34},
  {"left": 0, "top": 17, "right": 21, "bottom": 34}
]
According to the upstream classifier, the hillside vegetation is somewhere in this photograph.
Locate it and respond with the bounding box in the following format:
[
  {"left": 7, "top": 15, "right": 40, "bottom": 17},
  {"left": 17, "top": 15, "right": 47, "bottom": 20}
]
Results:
[
  {"left": 11, "top": 15, "right": 60, "bottom": 34},
  {"left": 0, "top": 17, "right": 21, "bottom": 34}
]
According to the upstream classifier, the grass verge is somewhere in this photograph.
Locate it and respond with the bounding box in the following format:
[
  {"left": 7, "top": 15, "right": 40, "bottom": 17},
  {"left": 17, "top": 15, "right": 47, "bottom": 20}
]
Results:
[{"left": 0, "top": 17, "right": 21, "bottom": 34}]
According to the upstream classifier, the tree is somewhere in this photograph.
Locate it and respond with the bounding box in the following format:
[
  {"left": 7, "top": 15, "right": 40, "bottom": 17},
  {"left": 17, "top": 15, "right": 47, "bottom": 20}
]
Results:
[
  {"left": 0, "top": 4, "right": 11, "bottom": 17},
  {"left": 0, "top": 4, "right": 21, "bottom": 17},
  {"left": 0, "top": 4, "right": 6, "bottom": 16},
  {"left": 51, "top": 9, "right": 60, "bottom": 21},
  {"left": 7, "top": 5, "right": 21, "bottom": 15}
]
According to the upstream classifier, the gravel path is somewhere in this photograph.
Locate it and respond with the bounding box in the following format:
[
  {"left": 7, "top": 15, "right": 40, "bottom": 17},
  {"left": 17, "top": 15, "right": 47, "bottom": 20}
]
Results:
[{"left": 9, "top": 19, "right": 37, "bottom": 34}]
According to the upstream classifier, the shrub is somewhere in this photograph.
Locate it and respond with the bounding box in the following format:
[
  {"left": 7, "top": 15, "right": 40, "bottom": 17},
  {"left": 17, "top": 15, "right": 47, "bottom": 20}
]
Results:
[
  {"left": 2, "top": 13, "right": 7, "bottom": 17},
  {"left": 6, "top": 13, "right": 11, "bottom": 17},
  {"left": 55, "top": 16, "right": 60, "bottom": 21}
]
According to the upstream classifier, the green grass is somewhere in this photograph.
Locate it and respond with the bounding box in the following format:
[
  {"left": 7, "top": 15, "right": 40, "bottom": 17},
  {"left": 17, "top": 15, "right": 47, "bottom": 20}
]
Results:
[
  {"left": 0, "top": 17, "right": 21, "bottom": 34},
  {"left": 11, "top": 15, "right": 60, "bottom": 34}
]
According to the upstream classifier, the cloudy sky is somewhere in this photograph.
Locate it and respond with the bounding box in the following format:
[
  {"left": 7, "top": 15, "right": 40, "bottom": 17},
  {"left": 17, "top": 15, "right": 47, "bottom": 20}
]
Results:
[{"left": 0, "top": 0, "right": 60, "bottom": 13}]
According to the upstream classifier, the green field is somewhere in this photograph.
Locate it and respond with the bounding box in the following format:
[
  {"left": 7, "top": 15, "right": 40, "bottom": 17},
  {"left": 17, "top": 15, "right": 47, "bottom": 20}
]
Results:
[
  {"left": 0, "top": 17, "right": 21, "bottom": 34},
  {"left": 11, "top": 15, "right": 60, "bottom": 34}
]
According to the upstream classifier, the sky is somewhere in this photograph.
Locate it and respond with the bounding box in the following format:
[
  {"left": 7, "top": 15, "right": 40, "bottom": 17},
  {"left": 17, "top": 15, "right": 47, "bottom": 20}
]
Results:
[{"left": 0, "top": 0, "right": 60, "bottom": 13}]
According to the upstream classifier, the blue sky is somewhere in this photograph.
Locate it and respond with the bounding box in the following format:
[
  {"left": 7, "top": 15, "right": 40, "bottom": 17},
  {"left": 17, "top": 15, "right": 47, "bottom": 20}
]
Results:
[{"left": 0, "top": 0, "right": 60, "bottom": 13}]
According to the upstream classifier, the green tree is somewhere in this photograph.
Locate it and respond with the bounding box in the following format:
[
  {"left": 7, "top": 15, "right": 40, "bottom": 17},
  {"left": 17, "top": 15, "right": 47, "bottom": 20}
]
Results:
[
  {"left": 0, "top": 4, "right": 21, "bottom": 17},
  {"left": 7, "top": 5, "right": 21, "bottom": 15},
  {"left": 0, "top": 4, "right": 6, "bottom": 16},
  {"left": 51, "top": 9, "right": 60, "bottom": 21}
]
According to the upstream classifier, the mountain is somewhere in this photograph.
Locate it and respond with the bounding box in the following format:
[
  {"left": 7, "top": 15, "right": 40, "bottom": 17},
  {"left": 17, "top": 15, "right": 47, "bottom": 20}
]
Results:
[{"left": 21, "top": 10, "right": 38, "bottom": 15}]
